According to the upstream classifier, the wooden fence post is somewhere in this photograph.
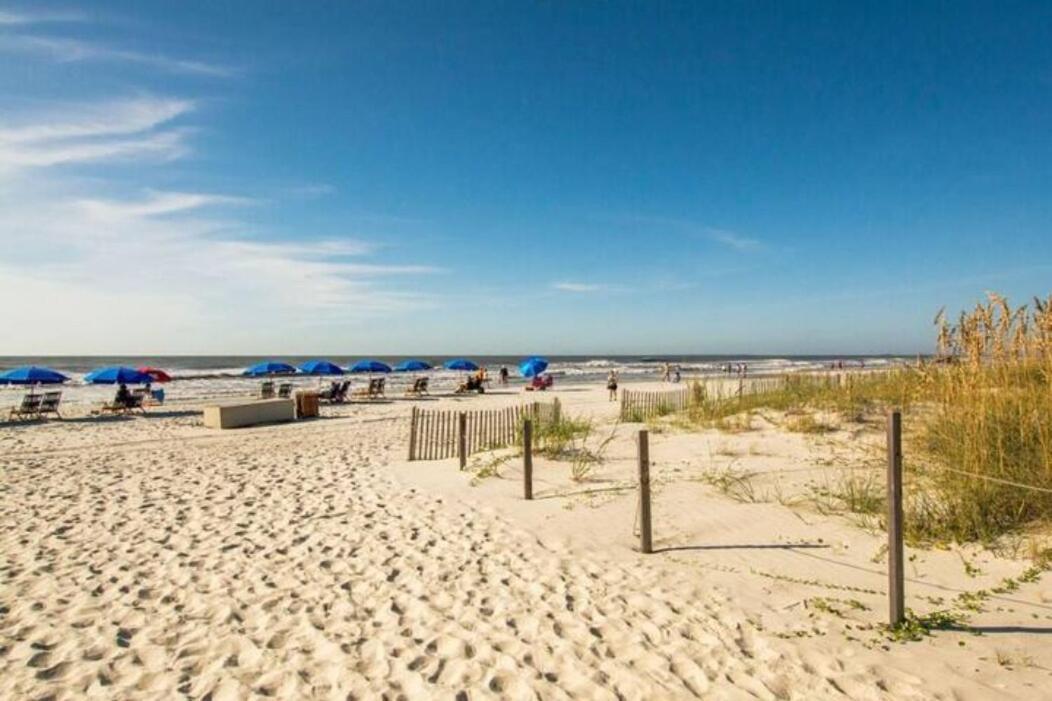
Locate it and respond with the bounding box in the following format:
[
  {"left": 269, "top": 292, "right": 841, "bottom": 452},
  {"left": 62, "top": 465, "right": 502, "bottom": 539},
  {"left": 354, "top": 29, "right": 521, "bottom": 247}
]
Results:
[
  {"left": 458, "top": 411, "right": 467, "bottom": 470},
  {"left": 408, "top": 405, "right": 418, "bottom": 461},
  {"left": 638, "top": 430, "right": 653, "bottom": 554},
  {"left": 887, "top": 409, "right": 905, "bottom": 627},
  {"left": 523, "top": 419, "right": 533, "bottom": 500}
]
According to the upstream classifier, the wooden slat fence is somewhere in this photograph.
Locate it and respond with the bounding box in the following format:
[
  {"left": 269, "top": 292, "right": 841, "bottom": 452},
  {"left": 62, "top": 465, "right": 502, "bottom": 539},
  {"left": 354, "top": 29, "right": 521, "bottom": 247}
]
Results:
[
  {"left": 408, "top": 399, "right": 560, "bottom": 461},
  {"left": 618, "top": 387, "right": 691, "bottom": 421},
  {"left": 618, "top": 371, "right": 892, "bottom": 421}
]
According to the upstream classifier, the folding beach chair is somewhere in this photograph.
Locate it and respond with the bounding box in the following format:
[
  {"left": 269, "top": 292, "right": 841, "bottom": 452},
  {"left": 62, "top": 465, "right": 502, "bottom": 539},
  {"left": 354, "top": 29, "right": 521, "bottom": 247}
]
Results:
[
  {"left": 352, "top": 378, "right": 378, "bottom": 399},
  {"left": 8, "top": 393, "right": 42, "bottom": 421},
  {"left": 405, "top": 377, "right": 430, "bottom": 397},
  {"left": 277, "top": 382, "right": 293, "bottom": 398},
  {"left": 260, "top": 380, "right": 275, "bottom": 399},
  {"left": 125, "top": 393, "right": 146, "bottom": 414},
  {"left": 38, "top": 391, "right": 62, "bottom": 419}
]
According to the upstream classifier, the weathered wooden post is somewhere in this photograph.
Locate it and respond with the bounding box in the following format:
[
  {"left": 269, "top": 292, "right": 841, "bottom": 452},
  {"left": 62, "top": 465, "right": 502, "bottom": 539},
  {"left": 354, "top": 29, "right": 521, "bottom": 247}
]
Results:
[
  {"left": 638, "top": 429, "right": 653, "bottom": 554},
  {"left": 408, "top": 405, "right": 418, "bottom": 461},
  {"left": 458, "top": 411, "right": 467, "bottom": 470},
  {"left": 523, "top": 419, "right": 533, "bottom": 500},
  {"left": 887, "top": 409, "right": 905, "bottom": 627}
]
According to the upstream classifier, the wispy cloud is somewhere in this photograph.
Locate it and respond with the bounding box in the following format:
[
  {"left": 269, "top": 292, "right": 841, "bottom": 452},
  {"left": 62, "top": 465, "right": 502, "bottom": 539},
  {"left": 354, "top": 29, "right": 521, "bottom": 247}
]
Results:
[
  {"left": 0, "top": 94, "right": 441, "bottom": 352},
  {"left": 0, "top": 97, "right": 194, "bottom": 170},
  {"left": 0, "top": 9, "right": 86, "bottom": 25},
  {"left": 552, "top": 281, "right": 605, "bottom": 293},
  {"left": 73, "top": 190, "right": 255, "bottom": 220},
  {"left": 0, "top": 34, "right": 234, "bottom": 76},
  {"left": 702, "top": 227, "right": 764, "bottom": 252},
  {"left": 596, "top": 213, "right": 767, "bottom": 253}
]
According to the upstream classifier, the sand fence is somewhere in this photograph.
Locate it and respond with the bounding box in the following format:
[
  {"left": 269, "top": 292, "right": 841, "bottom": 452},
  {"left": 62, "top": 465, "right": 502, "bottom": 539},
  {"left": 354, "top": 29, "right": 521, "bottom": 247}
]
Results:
[{"left": 406, "top": 399, "right": 560, "bottom": 463}]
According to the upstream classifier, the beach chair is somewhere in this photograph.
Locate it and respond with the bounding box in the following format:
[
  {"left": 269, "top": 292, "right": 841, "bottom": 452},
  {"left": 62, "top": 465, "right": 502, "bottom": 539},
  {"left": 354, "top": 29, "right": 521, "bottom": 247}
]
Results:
[
  {"left": 525, "top": 374, "right": 554, "bottom": 392},
  {"left": 352, "top": 378, "right": 379, "bottom": 399},
  {"left": 98, "top": 390, "right": 139, "bottom": 415},
  {"left": 318, "top": 382, "right": 336, "bottom": 403},
  {"left": 374, "top": 378, "right": 386, "bottom": 398},
  {"left": 38, "top": 391, "right": 62, "bottom": 419},
  {"left": 260, "top": 381, "right": 275, "bottom": 399},
  {"left": 125, "top": 393, "right": 146, "bottom": 414},
  {"left": 319, "top": 380, "right": 350, "bottom": 404},
  {"left": 456, "top": 376, "right": 485, "bottom": 394},
  {"left": 278, "top": 382, "right": 293, "bottom": 398},
  {"left": 405, "top": 377, "right": 429, "bottom": 397},
  {"left": 8, "top": 393, "right": 42, "bottom": 421}
]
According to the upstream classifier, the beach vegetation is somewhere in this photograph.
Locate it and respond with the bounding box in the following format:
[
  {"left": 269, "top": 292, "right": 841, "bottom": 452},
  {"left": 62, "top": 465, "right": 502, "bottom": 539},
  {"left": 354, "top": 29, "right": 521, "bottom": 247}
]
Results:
[{"left": 679, "top": 293, "right": 1052, "bottom": 545}]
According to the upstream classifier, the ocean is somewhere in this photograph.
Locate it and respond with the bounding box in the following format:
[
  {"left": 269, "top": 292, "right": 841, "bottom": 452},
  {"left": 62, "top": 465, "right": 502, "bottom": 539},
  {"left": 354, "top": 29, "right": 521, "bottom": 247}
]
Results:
[{"left": 0, "top": 354, "right": 910, "bottom": 406}]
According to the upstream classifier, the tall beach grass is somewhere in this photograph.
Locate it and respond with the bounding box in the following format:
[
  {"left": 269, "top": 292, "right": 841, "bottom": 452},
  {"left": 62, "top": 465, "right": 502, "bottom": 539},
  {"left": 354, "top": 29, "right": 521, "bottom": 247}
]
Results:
[{"left": 681, "top": 293, "right": 1052, "bottom": 544}]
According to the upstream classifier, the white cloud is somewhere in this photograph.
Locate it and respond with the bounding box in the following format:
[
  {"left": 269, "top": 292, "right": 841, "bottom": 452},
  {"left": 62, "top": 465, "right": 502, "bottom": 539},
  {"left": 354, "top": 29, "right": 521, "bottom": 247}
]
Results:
[
  {"left": 0, "top": 9, "right": 86, "bottom": 25},
  {"left": 703, "top": 227, "right": 764, "bottom": 251},
  {"left": 73, "top": 191, "right": 255, "bottom": 220},
  {"left": 0, "top": 34, "right": 233, "bottom": 77},
  {"left": 0, "top": 97, "right": 194, "bottom": 171},
  {"left": 552, "top": 282, "right": 604, "bottom": 293},
  {"left": 0, "top": 96, "right": 442, "bottom": 353}
]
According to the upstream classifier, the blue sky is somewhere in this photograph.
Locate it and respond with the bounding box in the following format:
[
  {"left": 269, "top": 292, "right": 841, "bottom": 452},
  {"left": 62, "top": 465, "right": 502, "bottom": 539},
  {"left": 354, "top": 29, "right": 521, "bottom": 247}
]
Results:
[{"left": 1, "top": 2, "right": 1050, "bottom": 355}]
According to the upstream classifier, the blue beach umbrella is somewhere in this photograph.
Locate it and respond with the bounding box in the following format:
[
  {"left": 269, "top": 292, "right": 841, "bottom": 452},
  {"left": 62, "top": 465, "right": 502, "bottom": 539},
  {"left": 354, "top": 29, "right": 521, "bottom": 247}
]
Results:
[
  {"left": 394, "top": 359, "right": 433, "bottom": 372},
  {"left": 243, "top": 361, "right": 297, "bottom": 377},
  {"left": 443, "top": 358, "right": 479, "bottom": 372},
  {"left": 84, "top": 366, "right": 155, "bottom": 385},
  {"left": 299, "top": 359, "right": 344, "bottom": 376},
  {"left": 0, "top": 366, "right": 69, "bottom": 385},
  {"left": 348, "top": 359, "right": 392, "bottom": 374},
  {"left": 519, "top": 356, "right": 549, "bottom": 378}
]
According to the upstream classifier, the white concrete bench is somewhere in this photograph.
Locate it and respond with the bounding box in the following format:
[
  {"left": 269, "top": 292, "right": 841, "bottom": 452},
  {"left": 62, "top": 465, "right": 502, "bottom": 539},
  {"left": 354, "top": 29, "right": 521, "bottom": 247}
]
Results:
[{"left": 202, "top": 398, "right": 296, "bottom": 429}]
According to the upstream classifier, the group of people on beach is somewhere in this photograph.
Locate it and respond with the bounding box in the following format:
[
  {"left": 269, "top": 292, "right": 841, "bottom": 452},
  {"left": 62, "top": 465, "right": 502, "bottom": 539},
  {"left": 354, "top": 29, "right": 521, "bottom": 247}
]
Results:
[
  {"left": 723, "top": 363, "right": 748, "bottom": 376},
  {"left": 660, "top": 363, "right": 682, "bottom": 383}
]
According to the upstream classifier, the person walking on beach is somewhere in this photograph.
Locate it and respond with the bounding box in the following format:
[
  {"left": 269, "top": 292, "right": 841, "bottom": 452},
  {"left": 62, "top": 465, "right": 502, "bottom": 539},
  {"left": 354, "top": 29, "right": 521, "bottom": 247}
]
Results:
[
  {"left": 672, "top": 365, "right": 681, "bottom": 383},
  {"left": 499, "top": 366, "right": 509, "bottom": 385},
  {"left": 606, "top": 370, "right": 619, "bottom": 401}
]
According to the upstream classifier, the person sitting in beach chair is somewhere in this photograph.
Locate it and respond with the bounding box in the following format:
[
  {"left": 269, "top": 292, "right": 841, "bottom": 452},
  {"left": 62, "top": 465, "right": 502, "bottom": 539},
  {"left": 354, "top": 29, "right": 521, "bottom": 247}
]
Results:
[
  {"left": 8, "top": 393, "right": 42, "bottom": 421},
  {"left": 525, "top": 373, "right": 554, "bottom": 391},
  {"left": 100, "top": 383, "right": 144, "bottom": 415},
  {"left": 319, "top": 380, "right": 348, "bottom": 404},
  {"left": 405, "top": 377, "right": 429, "bottom": 397},
  {"left": 456, "top": 374, "right": 485, "bottom": 394},
  {"left": 277, "top": 382, "right": 293, "bottom": 398},
  {"left": 260, "top": 380, "right": 275, "bottom": 399},
  {"left": 38, "top": 390, "right": 62, "bottom": 419}
]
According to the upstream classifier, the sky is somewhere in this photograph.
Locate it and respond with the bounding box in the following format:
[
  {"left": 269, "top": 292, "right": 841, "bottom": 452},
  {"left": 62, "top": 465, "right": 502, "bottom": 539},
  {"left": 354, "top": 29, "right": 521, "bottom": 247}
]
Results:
[{"left": 1, "top": 1, "right": 1050, "bottom": 356}]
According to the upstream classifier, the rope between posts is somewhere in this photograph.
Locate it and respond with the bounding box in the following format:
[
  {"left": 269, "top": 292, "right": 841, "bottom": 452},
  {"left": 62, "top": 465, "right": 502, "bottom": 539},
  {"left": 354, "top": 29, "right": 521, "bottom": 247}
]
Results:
[{"left": 932, "top": 465, "right": 1052, "bottom": 495}]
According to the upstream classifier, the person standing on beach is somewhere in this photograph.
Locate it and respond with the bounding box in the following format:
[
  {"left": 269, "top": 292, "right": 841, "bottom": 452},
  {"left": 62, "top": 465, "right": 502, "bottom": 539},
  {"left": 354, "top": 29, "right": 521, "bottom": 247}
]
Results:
[
  {"left": 499, "top": 366, "right": 509, "bottom": 385},
  {"left": 606, "top": 370, "right": 619, "bottom": 401}
]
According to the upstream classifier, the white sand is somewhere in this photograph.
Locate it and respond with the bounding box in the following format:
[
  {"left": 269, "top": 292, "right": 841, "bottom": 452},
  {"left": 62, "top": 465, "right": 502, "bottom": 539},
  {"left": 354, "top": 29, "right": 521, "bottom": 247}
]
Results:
[{"left": 2, "top": 382, "right": 1051, "bottom": 699}]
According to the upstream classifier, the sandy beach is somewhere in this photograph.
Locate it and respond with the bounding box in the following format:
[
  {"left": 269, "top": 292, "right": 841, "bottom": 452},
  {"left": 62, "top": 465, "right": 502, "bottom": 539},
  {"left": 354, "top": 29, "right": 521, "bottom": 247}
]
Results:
[{"left": 3, "top": 380, "right": 1051, "bottom": 700}]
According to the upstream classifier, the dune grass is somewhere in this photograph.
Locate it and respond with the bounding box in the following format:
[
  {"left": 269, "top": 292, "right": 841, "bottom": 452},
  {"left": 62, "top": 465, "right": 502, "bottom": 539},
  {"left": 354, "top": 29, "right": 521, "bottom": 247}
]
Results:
[{"left": 683, "top": 293, "right": 1052, "bottom": 545}]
